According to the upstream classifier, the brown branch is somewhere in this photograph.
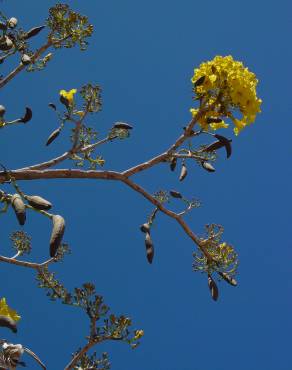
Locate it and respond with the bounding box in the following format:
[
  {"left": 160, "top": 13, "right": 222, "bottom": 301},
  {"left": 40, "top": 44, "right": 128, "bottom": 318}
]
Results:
[
  {"left": 0, "top": 40, "right": 52, "bottom": 89},
  {"left": 0, "top": 255, "right": 54, "bottom": 269}
]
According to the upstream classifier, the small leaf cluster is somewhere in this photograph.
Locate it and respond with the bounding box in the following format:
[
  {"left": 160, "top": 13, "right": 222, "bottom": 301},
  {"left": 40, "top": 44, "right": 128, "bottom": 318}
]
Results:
[
  {"left": 72, "top": 351, "right": 110, "bottom": 370},
  {"left": 10, "top": 230, "right": 31, "bottom": 256}
]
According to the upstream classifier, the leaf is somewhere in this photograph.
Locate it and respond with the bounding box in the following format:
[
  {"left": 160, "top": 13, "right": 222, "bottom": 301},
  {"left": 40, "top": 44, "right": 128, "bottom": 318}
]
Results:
[{"left": 20, "top": 107, "right": 32, "bottom": 123}]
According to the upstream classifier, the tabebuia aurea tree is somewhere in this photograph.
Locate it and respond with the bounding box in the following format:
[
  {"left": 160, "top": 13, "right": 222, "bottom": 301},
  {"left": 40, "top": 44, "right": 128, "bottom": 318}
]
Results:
[{"left": 0, "top": 3, "right": 262, "bottom": 369}]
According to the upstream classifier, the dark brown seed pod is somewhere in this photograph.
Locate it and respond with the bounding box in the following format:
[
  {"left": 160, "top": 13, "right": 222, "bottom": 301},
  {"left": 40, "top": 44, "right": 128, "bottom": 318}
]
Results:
[
  {"left": 179, "top": 163, "right": 188, "bottom": 181},
  {"left": 193, "top": 75, "right": 205, "bottom": 87},
  {"left": 169, "top": 190, "right": 182, "bottom": 199},
  {"left": 0, "top": 315, "right": 17, "bottom": 333},
  {"left": 202, "top": 140, "right": 225, "bottom": 153},
  {"left": 48, "top": 103, "right": 56, "bottom": 111},
  {"left": 21, "top": 54, "right": 31, "bottom": 65},
  {"left": 140, "top": 223, "right": 150, "bottom": 233},
  {"left": 23, "top": 25, "right": 45, "bottom": 39},
  {"left": 20, "top": 107, "right": 32, "bottom": 123},
  {"left": 11, "top": 194, "right": 26, "bottom": 226},
  {"left": 170, "top": 157, "right": 177, "bottom": 171},
  {"left": 145, "top": 232, "right": 154, "bottom": 264},
  {"left": 113, "top": 122, "right": 133, "bottom": 130},
  {"left": 25, "top": 195, "right": 52, "bottom": 210},
  {"left": 208, "top": 274, "right": 219, "bottom": 301},
  {"left": 214, "top": 134, "right": 232, "bottom": 158},
  {"left": 0, "top": 105, "right": 6, "bottom": 117},
  {"left": 50, "top": 215, "right": 65, "bottom": 257},
  {"left": 202, "top": 162, "right": 215, "bottom": 172},
  {"left": 46, "top": 127, "right": 61, "bottom": 146},
  {"left": 218, "top": 272, "right": 237, "bottom": 286},
  {"left": 206, "top": 117, "right": 223, "bottom": 124}
]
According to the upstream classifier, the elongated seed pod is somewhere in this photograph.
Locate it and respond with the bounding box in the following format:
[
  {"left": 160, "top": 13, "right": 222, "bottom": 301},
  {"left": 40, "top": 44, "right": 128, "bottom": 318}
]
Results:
[
  {"left": 20, "top": 107, "right": 32, "bottom": 123},
  {"left": 49, "top": 215, "right": 65, "bottom": 257},
  {"left": 208, "top": 274, "right": 219, "bottom": 301},
  {"left": 25, "top": 195, "right": 52, "bottom": 210},
  {"left": 0, "top": 315, "right": 17, "bottom": 333},
  {"left": 215, "top": 134, "right": 232, "bottom": 158},
  {"left": 140, "top": 223, "right": 150, "bottom": 233},
  {"left": 169, "top": 190, "right": 182, "bottom": 199},
  {"left": 145, "top": 232, "right": 154, "bottom": 264},
  {"left": 202, "top": 141, "right": 225, "bottom": 153},
  {"left": 206, "top": 117, "right": 223, "bottom": 124},
  {"left": 202, "top": 161, "right": 215, "bottom": 172},
  {"left": 218, "top": 271, "right": 237, "bottom": 286},
  {"left": 46, "top": 127, "right": 61, "bottom": 146},
  {"left": 113, "top": 122, "right": 133, "bottom": 130},
  {"left": 179, "top": 163, "right": 187, "bottom": 181},
  {"left": 11, "top": 194, "right": 26, "bottom": 226},
  {"left": 23, "top": 25, "right": 45, "bottom": 39},
  {"left": 170, "top": 157, "right": 177, "bottom": 171}
]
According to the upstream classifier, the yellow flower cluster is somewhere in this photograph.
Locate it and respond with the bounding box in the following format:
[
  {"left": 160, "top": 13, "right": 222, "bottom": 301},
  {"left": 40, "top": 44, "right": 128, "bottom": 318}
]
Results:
[
  {"left": 191, "top": 55, "right": 262, "bottom": 135},
  {"left": 0, "top": 297, "right": 21, "bottom": 322},
  {"left": 59, "top": 88, "right": 77, "bottom": 104}
]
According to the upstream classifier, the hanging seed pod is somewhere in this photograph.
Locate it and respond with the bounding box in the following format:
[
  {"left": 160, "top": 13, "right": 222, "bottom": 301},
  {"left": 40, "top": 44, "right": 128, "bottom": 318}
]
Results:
[
  {"left": 140, "top": 223, "right": 150, "bottom": 233},
  {"left": 202, "top": 141, "right": 225, "bottom": 153},
  {"left": 202, "top": 161, "right": 215, "bottom": 172},
  {"left": 218, "top": 271, "right": 237, "bottom": 286},
  {"left": 8, "top": 17, "right": 18, "bottom": 28},
  {"left": 145, "top": 232, "right": 154, "bottom": 264},
  {"left": 170, "top": 157, "right": 177, "bottom": 171},
  {"left": 169, "top": 190, "right": 182, "bottom": 199},
  {"left": 179, "top": 163, "right": 187, "bottom": 181},
  {"left": 46, "top": 127, "right": 61, "bottom": 146},
  {"left": 20, "top": 107, "right": 32, "bottom": 123},
  {"left": 11, "top": 194, "right": 26, "bottom": 226},
  {"left": 193, "top": 75, "right": 205, "bottom": 87},
  {"left": 0, "top": 315, "right": 17, "bottom": 333},
  {"left": 49, "top": 215, "right": 65, "bottom": 257},
  {"left": 0, "top": 105, "right": 6, "bottom": 117},
  {"left": 48, "top": 103, "right": 56, "bottom": 111},
  {"left": 113, "top": 122, "right": 133, "bottom": 130},
  {"left": 25, "top": 195, "right": 52, "bottom": 210},
  {"left": 208, "top": 274, "right": 219, "bottom": 301},
  {"left": 214, "top": 134, "right": 232, "bottom": 158},
  {"left": 21, "top": 54, "right": 31, "bottom": 65},
  {"left": 23, "top": 25, "right": 45, "bottom": 39}
]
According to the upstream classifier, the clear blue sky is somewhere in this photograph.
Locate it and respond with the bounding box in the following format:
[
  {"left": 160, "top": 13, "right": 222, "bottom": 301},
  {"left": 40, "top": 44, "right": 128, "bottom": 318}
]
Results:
[{"left": 0, "top": 0, "right": 291, "bottom": 369}]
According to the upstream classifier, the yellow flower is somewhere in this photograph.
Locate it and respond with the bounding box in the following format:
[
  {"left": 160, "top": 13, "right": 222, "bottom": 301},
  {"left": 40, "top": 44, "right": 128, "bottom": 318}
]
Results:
[
  {"left": 59, "top": 88, "right": 77, "bottom": 104},
  {"left": 0, "top": 298, "right": 21, "bottom": 322},
  {"left": 209, "top": 121, "right": 229, "bottom": 130},
  {"left": 191, "top": 55, "right": 262, "bottom": 135}
]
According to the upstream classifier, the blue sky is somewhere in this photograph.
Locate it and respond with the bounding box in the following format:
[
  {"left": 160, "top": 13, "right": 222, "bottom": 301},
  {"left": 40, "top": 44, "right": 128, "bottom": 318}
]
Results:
[{"left": 0, "top": 0, "right": 291, "bottom": 369}]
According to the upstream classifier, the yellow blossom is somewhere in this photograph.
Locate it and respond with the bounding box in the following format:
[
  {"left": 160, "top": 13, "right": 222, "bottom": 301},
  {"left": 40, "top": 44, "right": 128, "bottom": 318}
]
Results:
[
  {"left": 133, "top": 329, "right": 144, "bottom": 340},
  {"left": 59, "top": 88, "right": 77, "bottom": 104},
  {"left": 191, "top": 55, "right": 262, "bottom": 135},
  {"left": 0, "top": 298, "right": 21, "bottom": 322}
]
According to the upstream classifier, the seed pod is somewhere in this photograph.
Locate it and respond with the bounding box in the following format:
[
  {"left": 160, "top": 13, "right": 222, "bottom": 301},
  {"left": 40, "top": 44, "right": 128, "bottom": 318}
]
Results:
[
  {"left": 218, "top": 271, "right": 237, "bottom": 286},
  {"left": 145, "top": 232, "right": 154, "bottom": 264},
  {"left": 208, "top": 274, "right": 219, "bottom": 301},
  {"left": 202, "top": 161, "right": 215, "bottom": 172},
  {"left": 169, "top": 190, "right": 182, "bottom": 199},
  {"left": 170, "top": 157, "right": 177, "bottom": 171},
  {"left": 203, "top": 140, "right": 225, "bottom": 153},
  {"left": 46, "top": 127, "right": 61, "bottom": 146},
  {"left": 11, "top": 194, "right": 26, "bottom": 226},
  {"left": 0, "top": 105, "right": 6, "bottom": 117},
  {"left": 0, "top": 315, "right": 17, "bottom": 333},
  {"left": 23, "top": 25, "right": 45, "bottom": 39},
  {"left": 20, "top": 107, "right": 32, "bottom": 123},
  {"left": 206, "top": 117, "right": 222, "bottom": 124},
  {"left": 140, "top": 223, "right": 150, "bottom": 233},
  {"left": 50, "top": 215, "right": 65, "bottom": 257},
  {"left": 214, "top": 134, "right": 232, "bottom": 158},
  {"left": 193, "top": 75, "right": 205, "bottom": 87},
  {"left": 8, "top": 17, "right": 18, "bottom": 28},
  {"left": 25, "top": 195, "right": 52, "bottom": 210},
  {"left": 48, "top": 103, "right": 56, "bottom": 111},
  {"left": 113, "top": 122, "right": 133, "bottom": 130},
  {"left": 21, "top": 54, "right": 31, "bottom": 65},
  {"left": 179, "top": 163, "right": 187, "bottom": 181}
]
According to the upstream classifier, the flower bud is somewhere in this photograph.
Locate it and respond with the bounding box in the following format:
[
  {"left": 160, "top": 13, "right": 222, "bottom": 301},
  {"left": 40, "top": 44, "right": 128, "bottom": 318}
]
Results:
[
  {"left": 11, "top": 194, "right": 26, "bottom": 226},
  {"left": 8, "top": 17, "right": 18, "bottom": 28},
  {"left": 208, "top": 274, "right": 219, "bottom": 301},
  {"left": 0, "top": 36, "right": 13, "bottom": 51},
  {"left": 50, "top": 215, "right": 65, "bottom": 257},
  {"left": 21, "top": 54, "right": 31, "bottom": 65},
  {"left": 179, "top": 163, "right": 187, "bottom": 181},
  {"left": 202, "top": 162, "right": 215, "bottom": 172}
]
